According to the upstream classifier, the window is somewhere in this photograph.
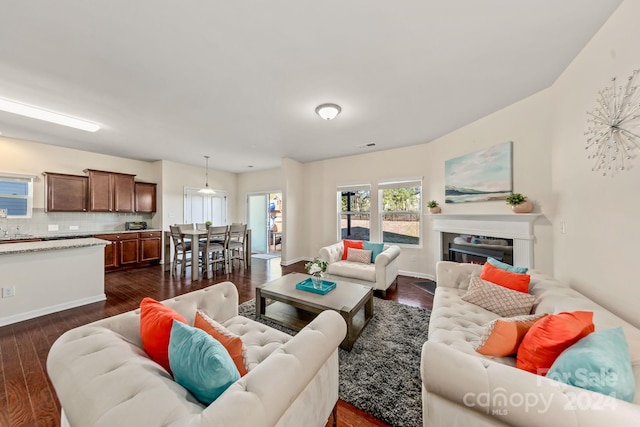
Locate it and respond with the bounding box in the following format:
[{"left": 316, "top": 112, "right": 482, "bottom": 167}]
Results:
[
  {"left": 0, "top": 174, "right": 34, "bottom": 218},
  {"left": 338, "top": 185, "right": 370, "bottom": 241},
  {"left": 379, "top": 179, "right": 421, "bottom": 246}
]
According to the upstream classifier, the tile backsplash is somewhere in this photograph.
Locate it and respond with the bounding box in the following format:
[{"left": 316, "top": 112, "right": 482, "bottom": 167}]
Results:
[{"left": 0, "top": 209, "right": 154, "bottom": 235}]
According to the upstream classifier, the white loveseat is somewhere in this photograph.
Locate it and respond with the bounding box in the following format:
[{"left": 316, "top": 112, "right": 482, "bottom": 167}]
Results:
[
  {"left": 319, "top": 242, "right": 401, "bottom": 295},
  {"left": 421, "top": 261, "right": 640, "bottom": 427},
  {"left": 47, "top": 281, "right": 347, "bottom": 427}
]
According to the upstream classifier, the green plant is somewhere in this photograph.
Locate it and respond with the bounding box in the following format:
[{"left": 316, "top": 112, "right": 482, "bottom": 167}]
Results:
[
  {"left": 505, "top": 193, "right": 527, "bottom": 206},
  {"left": 205, "top": 220, "right": 212, "bottom": 227},
  {"left": 305, "top": 258, "right": 328, "bottom": 277},
  {"left": 427, "top": 200, "right": 439, "bottom": 208}
]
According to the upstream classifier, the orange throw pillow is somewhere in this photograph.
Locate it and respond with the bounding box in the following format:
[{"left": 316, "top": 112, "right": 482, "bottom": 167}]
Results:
[
  {"left": 480, "top": 262, "right": 530, "bottom": 293},
  {"left": 342, "top": 240, "right": 364, "bottom": 260},
  {"left": 140, "top": 297, "right": 187, "bottom": 373},
  {"left": 516, "top": 311, "right": 594, "bottom": 375},
  {"left": 194, "top": 310, "right": 248, "bottom": 376},
  {"left": 476, "top": 314, "right": 547, "bottom": 356}
]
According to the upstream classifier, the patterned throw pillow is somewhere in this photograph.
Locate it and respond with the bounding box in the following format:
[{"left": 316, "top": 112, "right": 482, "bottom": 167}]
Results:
[
  {"left": 475, "top": 313, "right": 547, "bottom": 356},
  {"left": 346, "top": 248, "right": 373, "bottom": 264},
  {"left": 462, "top": 276, "right": 536, "bottom": 317},
  {"left": 194, "top": 310, "right": 249, "bottom": 376}
]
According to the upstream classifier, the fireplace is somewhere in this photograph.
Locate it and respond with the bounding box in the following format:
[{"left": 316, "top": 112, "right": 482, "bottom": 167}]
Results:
[{"left": 430, "top": 214, "right": 540, "bottom": 268}]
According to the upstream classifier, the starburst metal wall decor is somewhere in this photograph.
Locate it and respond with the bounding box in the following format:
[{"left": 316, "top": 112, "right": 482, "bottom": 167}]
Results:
[{"left": 585, "top": 69, "right": 640, "bottom": 176}]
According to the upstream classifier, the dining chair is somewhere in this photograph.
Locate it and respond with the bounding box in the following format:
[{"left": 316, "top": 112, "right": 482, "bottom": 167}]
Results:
[
  {"left": 227, "top": 223, "right": 247, "bottom": 270},
  {"left": 202, "top": 225, "right": 229, "bottom": 278},
  {"left": 176, "top": 223, "right": 195, "bottom": 233},
  {"left": 169, "top": 225, "right": 193, "bottom": 277}
]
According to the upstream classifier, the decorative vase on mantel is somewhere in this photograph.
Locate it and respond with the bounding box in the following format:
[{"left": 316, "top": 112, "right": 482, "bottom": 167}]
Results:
[
  {"left": 429, "top": 206, "right": 441, "bottom": 214},
  {"left": 511, "top": 200, "right": 533, "bottom": 214}
]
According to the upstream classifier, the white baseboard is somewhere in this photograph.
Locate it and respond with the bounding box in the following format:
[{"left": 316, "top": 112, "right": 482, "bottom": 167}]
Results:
[
  {"left": 398, "top": 270, "right": 436, "bottom": 281},
  {"left": 0, "top": 294, "right": 107, "bottom": 327},
  {"left": 280, "top": 256, "right": 311, "bottom": 266}
]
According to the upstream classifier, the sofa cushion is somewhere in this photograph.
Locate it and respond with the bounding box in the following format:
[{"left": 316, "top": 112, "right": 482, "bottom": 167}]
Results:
[
  {"left": 487, "top": 257, "right": 528, "bottom": 274},
  {"left": 548, "top": 327, "right": 635, "bottom": 402},
  {"left": 462, "top": 276, "right": 536, "bottom": 317},
  {"left": 327, "top": 260, "right": 376, "bottom": 283},
  {"left": 516, "top": 310, "right": 595, "bottom": 375},
  {"left": 168, "top": 320, "right": 240, "bottom": 405},
  {"left": 194, "top": 310, "right": 248, "bottom": 376},
  {"left": 480, "top": 262, "right": 530, "bottom": 293},
  {"left": 363, "top": 241, "right": 384, "bottom": 262},
  {"left": 140, "top": 297, "right": 187, "bottom": 373},
  {"left": 346, "top": 248, "right": 372, "bottom": 264},
  {"left": 341, "top": 239, "right": 364, "bottom": 260},
  {"left": 475, "top": 313, "right": 547, "bottom": 357}
]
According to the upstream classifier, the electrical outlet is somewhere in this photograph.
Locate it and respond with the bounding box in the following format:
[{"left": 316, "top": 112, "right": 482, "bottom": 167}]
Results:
[
  {"left": 2, "top": 286, "right": 16, "bottom": 298},
  {"left": 69, "top": 225, "right": 79, "bottom": 230},
  {"left": 48, "top": 224, "right": 59, "bottom": 231}
]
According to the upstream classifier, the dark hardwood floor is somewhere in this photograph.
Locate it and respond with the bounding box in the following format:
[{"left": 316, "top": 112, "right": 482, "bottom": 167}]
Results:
[{"left": 0, "top": 258, "right": 434, "bottom": 427}]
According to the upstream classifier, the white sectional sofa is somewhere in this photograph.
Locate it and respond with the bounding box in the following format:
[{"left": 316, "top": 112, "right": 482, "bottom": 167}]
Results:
[
  {"left": 421, "top": 261, "right": 640, "bottom": 427},
  {"left": 47, "top": 281, "right": 347, "bottom": 427},
  {"left": 319, "top": 242, "right": 401, "bottom": 296}
]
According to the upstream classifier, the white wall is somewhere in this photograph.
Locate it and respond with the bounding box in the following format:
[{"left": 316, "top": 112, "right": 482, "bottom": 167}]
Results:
[
  {"left": 550, "top": 0, "right": 640, "bottom": 327},
  {"left": 282, "top": 158, "right": 306, "bottom": 264},
  {"left": 236, "top": 167, "right": 283, "bottom": 223},
  {"left": 301, "top": 89, "right": 554, "bottom": 279}
]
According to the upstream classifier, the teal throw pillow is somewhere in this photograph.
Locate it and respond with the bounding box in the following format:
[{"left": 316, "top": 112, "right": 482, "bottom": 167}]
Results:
[
  {"left": 363, "top": 241, "right": 384, "bottom": 263},
  {"left": 168, "top": 320, "right": 240, "bottom": 405},
  {"left": 487, "top": 257, "right": 528, "bottom": 274},
  {"left": 547, "top": 327, "right": 635, "bottom": 402}
]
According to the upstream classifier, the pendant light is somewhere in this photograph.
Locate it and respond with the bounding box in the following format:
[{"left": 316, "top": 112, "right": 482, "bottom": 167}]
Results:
[{"left": 198, "top": 155, "right": 215, "bottom": 194}]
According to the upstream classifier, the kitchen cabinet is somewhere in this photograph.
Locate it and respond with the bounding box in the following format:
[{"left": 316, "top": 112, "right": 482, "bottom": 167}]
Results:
[
  {"left": 135, "top": 182, "right": 157, "bottom": 213},
  {"left": 85, "top": 170, "right": 135, "bottom": 213},
  {"left": 139, "top": 231, "right": 161, "bottom": 262},
  {"left": 95, "top": 231, "right": 160, "bottom": 272},
  {"left": 43, "top": 172, "right": 88, "bottom": 212}
]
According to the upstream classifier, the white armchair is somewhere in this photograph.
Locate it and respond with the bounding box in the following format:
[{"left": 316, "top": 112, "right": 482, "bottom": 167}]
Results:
[{"left": 319, "top": 242, "right": 401, "bottom": 296}]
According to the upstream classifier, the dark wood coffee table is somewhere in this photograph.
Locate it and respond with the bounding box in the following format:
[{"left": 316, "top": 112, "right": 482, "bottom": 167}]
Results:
[{"left": 255, "top": 272, "right": 374, "bottom": 350}]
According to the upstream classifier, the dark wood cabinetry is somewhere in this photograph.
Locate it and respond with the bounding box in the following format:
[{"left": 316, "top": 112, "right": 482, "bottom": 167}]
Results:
[
  {"left": 85, "top": 169, "right": 135, "bottom": 212},
  {"left": 135, "top": 182, "right": 157, "bottom": 213},
  {"left": 95, "top": 231, "right": 161, "bottom": 272},
  {"left": 43, "top": 173, "right": 88, "bottom": 212},
  {"left": 139, "top": 231, "right": 162, "bottom": 261}
]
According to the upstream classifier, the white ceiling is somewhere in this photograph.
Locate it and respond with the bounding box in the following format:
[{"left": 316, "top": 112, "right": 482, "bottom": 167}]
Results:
[{"left": 0, "top": 1, "right": 622, "bottom": 173}]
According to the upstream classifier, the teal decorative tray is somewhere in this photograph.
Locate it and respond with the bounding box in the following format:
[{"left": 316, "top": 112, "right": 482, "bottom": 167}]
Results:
[{"left": 295, "top": 278, "right": 337, "bottom": 295}]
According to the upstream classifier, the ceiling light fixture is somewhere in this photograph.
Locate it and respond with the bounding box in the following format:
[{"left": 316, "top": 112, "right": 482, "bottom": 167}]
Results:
[
  {"left": 198, "top": 155, "right": 215, "bottom": 194},
  {"left": 0, "top": 98, "right": 100, "bottom": 132},
  {"left": 315, "top": 103, "right": 341, "bottom": 120}
]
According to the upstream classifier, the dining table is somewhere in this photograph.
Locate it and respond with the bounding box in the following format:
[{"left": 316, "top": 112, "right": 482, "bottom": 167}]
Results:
[{"left": 165, "top": 228, "right": 251, "bottom": 280}]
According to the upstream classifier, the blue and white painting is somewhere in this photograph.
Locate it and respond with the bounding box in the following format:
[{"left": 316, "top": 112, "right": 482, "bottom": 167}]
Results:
[{"left": 445, "top": 141, "right": 512, "bottom": 203}]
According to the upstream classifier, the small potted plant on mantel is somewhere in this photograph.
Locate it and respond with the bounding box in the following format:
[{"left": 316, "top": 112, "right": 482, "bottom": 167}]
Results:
[
  {"left": 427, "top": 200, "right": 441, "bottom": 214},
  {"left": 506, "top": 193, "right": 533, "bottom": 213}
]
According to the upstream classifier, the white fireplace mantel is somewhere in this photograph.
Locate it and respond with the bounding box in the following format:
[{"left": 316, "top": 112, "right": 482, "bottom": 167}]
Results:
[{"left": 430, "top": 214, "right": 542, "bottom": 268}]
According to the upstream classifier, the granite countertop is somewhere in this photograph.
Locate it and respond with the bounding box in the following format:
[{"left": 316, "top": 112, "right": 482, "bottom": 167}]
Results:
[
  {"left": 0, "top": 229, "right": 162, "bottom": 242},
  {"left": 0, "top": 238, "right": 110, "bottom": 255}
]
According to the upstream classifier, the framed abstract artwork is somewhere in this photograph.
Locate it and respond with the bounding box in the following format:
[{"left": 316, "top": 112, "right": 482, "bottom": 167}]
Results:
[{"left": 445, "top": 141, "right": 513, "bottom": 203}]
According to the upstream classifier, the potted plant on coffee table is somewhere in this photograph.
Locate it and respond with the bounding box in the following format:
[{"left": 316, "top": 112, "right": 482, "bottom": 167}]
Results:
[
  {"left": 506, "top": 193, "right": 533, "bottom": 213},
  {"left": 305, "top": 258, "right": 328, "bottom": 288},
  {"left": 427, "top": 200, "right": 441, "bottom": 214}
]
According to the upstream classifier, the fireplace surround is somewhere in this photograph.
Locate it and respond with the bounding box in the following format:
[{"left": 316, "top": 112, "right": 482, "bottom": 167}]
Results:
[{"left": 430, "top": 214, "right": 541, "bottom": 268}]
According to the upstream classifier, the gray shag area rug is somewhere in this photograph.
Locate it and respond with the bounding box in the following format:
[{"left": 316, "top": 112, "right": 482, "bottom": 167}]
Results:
[{"left": 238, "top": 297, "right": 430, "bottom": 427}]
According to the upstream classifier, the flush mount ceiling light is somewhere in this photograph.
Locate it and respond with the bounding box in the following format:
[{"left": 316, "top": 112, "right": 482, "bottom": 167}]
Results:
[
  {"left": 0, "top": 98, "right": 100, "bottom": 132},
  {"left": 585, "top": 69, "right": 640, "bottom": 176},
  {"left": 198, "top": 155, "right": 216, "bottom": 194},
  {"left": 315, "top": 103, "right": 341, "bottom": 120}
]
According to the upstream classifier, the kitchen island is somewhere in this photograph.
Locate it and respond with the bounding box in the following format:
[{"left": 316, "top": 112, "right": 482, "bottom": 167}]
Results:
[{"left": 0, "top": 238, "right": 108, "bottom": 327}]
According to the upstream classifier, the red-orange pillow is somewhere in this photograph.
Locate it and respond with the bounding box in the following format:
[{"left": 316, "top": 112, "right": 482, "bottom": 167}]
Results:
[
  {"left": 140, "top": 297, "right": 187, "bottom": 373},
  {"left": 480, "top": 262, "right": 530, "bottom": 293},
  {"left": 342, "top": 240, "right": 364, "bottom": 260},
  {"left": 475, "top": 314, "right": 547, "bottom": 356},
  {"left": 194, "top": 310, "right": 248, "bottom": 376},
  {"left": 516, "top": 311, "right": 594, "bottom": 375}
]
